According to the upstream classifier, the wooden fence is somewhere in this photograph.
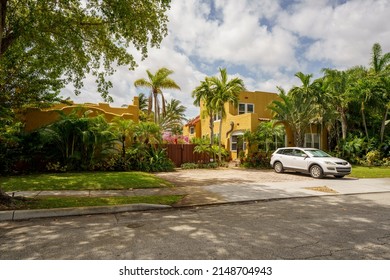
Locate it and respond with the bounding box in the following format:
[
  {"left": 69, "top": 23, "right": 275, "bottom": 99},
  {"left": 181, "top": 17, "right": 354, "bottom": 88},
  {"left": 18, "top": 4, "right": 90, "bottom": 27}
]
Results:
[{"left": 163, "top": 144, "right": 210, "bottom": 167}]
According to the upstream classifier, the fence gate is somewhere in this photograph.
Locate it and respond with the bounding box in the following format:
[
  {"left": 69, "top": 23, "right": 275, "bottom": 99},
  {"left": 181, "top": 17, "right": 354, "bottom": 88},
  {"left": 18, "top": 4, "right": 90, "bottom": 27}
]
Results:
[{"left": 164, "top": 144, "right": 210, "bottom": 167}]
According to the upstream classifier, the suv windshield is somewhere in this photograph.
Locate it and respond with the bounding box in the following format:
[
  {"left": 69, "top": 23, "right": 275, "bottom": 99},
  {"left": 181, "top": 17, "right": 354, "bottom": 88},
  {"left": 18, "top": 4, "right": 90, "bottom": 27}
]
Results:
[{"left": 304, "top": 149, "right": 331, "bottom": 157}]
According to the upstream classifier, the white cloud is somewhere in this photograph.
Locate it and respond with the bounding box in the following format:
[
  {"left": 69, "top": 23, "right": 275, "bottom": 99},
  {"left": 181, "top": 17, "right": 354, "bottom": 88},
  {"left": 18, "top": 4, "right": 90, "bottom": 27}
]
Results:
[
  {"left": 168, "top": 0, "right": 298, "bottom": 72},
  {"left": 61, "top": 0, "right": 390, "bottom": 120},
  {"left": 279, "top": 0, "right": 390, "bottom": 68}
]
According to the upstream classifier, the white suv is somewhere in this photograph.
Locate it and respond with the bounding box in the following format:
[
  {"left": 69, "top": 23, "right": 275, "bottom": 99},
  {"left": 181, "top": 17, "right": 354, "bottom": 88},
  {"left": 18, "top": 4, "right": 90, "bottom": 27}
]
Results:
[{"left": 270, "top": 147, "right": 352, "bottom": 179}]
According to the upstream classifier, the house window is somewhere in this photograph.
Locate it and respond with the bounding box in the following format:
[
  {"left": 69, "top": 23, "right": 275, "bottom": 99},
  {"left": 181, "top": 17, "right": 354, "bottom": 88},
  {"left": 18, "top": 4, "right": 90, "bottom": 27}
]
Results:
[
  {"left": 304, "top": 133, "right": 320, "bottom": 149},
  {"left": 190, "top": 126, "right": 195, "bottom": 134},
  {"left": 238, "top": 103, "right": 254, "bottom": 114},
  {"left": 213, "top": 112, "right": 221, "bottom": 122},
  {"left": 231, "top": 134, "right": 246, "bottom": 151}
]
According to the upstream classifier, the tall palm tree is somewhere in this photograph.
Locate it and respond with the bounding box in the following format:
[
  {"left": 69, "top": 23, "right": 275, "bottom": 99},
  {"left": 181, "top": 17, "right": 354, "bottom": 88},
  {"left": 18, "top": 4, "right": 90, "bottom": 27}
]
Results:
[
  {"left": 346, "top": 66, "right": 371, "bottom": 139},
  {"left": 209, "top": 68, "right": 245, "bottom": 161},
  {"left": 269, "top": 86, "right": 317, "bottom": 147},
  {"left": 370, "top": 43, "right": 390, "bottom": 74},
  {"left": 369, "top": 43, "right": 390, "bottom": 143},
  {"left": 192, "top": 77, "right": 216, "bottom": 145},
  {"left": 290, "top": 72, "right": 324, "bottom": 146},
  {"left": 322, "top": 68, "right": 351, "bottom": 140},
  {"left": 290, "top": 72, "right": 319, "bottom": 102},
  {"left": 134, "top": 68, "right": 181, "bottom": 123}
]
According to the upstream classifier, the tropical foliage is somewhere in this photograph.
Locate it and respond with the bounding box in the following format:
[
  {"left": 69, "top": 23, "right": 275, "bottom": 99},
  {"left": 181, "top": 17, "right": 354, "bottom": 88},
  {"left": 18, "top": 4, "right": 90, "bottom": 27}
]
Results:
[
  {"left": 269, "top": 43, "right": 390, "bottom": 164},
  {"left": 134, "top": 67, "right": 181, "bottom": 123},
  {"left": 159, "top": 98, "right": 187, "bottom": 134},
  {"left": 240, "top": 122, "right": 285, "bottom": 168},
  {"left": 0, "top": 0, "right": 171, "bottom": 127},
  {"left": 0, "top": 109, "right": 175, "bottom": 174},
  {"left": 192, "top": 68, "right": 245, "bottom": 162},
  {"left": 0, "top": 0, "right": 175, "bottom": 202},
  {"left": 192, "top": 78, "right": 216, "bottom": 145}
]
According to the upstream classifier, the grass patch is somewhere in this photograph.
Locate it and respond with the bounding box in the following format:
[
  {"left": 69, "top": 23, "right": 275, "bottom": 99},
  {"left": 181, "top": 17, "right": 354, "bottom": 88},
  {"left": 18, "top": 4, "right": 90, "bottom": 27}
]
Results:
[
  {"left": 6, "top": 195, "right": 183, "bottom": 210},
  {"left": 350, "top": 166, "right": 390, "bottom": 178},
  {"left": 0, "top": 171, "right": 174, "bottom": 192}
]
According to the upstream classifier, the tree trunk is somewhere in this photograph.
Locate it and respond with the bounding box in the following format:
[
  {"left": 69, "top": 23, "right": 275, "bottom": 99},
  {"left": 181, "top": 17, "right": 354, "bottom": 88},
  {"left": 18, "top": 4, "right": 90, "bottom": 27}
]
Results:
[
  {"left": 218, "top": 119, "right": 223, "bottom": 162},
  {"left": 209, "top": 115, "right": 214, "bottom": 146},
  {"left": 361, "top": 102, "right": 369, "bottom": 139},
  {"left": 380, "top": 105, "right": 389, "bottom": 143},
  {"left": 153, "top": 92, "right": 158, "bottom": 123},
  {"left": 147, "top": 94, "right": 153, "bottom": 116},
  {"left": 295, "top": 130, "right": 303, "bottom": 147},
  {"left": 340, "top": 111, "right": 348, "bottom": 140}
]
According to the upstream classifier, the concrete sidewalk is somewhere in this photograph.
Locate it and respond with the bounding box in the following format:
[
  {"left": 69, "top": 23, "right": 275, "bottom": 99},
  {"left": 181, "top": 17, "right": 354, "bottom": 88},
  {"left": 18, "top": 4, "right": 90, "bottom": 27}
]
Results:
[{"left": 1, "top": 170, "right": 390, "bottom": 221}]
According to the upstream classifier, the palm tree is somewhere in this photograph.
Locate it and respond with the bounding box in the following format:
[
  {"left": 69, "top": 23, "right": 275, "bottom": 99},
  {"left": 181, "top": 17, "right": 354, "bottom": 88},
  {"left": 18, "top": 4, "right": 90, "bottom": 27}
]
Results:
[
  {"left": 346, "top": 66, "right": 371, "bottom": 139},
  {"left": 269, "top": 86, "right": 317, "bottom": 147},
  {"left": 111, "top": 117, "right": 134, "bottom": 158},
  {"left": 209, "top": 68, "right": 245, "bottom": 161},
  {"left": 322, "top": 68, "right": 351, "bottom": 140},
  {"left": 290, "top": 72, "right": 323, "bottom": 147},
  {"left": 192, "top": 77, "right": 216, "bottom": 145},
  {"left": 137, "top": 92, "right": 149, "bottom": 121},
  {"left": 370, "top": 43, "right": 390, "bottom": 74},
  {"left": 138, "top": 92, "right": 149, "bottom": 112},
  {"left": 369, "top": 43, "right": 390, "bottom": 143},
  {"left": 290, "top": 72, "right": 319, "bottom": 102},
  {"left": 134, "top": 68, "right": 181, "bottom": 123},
  {"left": 134, "top": 122, "right": 162, "bottom": 148},
  {"left": 159, "top": 98, "right": 187, "bottom": 134}
]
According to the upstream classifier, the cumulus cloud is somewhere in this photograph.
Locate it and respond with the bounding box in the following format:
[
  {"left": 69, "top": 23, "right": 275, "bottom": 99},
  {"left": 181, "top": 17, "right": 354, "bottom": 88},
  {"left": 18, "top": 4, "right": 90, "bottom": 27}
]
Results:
[
  {"left": 279, "top": 0, "right": 390, "bottom": 68},
  {"left": 168, "top": 0, "right": 298, "bottom": 72},
  {"left": 61, "top": 0, "right": 390, "bottom": 119}
]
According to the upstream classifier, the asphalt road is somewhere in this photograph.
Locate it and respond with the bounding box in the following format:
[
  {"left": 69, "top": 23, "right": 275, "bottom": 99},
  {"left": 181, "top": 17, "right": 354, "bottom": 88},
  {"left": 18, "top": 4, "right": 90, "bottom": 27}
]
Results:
[{"left": 1, "top": 192, "right": 390, "bottom": 260}]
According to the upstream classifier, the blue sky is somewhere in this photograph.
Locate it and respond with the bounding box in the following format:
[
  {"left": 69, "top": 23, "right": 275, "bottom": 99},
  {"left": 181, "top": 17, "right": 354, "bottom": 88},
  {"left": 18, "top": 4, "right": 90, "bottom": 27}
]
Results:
[{"left": 62, "top": 0, "right": 390, "bottom": 119}]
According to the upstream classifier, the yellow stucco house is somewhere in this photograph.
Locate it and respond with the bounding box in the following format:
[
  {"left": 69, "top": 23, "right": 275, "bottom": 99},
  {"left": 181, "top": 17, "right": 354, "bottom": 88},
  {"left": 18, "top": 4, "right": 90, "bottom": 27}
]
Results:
[
  {"left": 183, "top": 90, "right": 328, "bottom": 160},
  {"left": 20, "top": 97, "right": 139, "bottom": 132}
]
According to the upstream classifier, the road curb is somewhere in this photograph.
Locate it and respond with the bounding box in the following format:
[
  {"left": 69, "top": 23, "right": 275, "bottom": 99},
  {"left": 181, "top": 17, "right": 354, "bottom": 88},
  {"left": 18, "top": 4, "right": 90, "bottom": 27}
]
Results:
[{"left": 0, "top": 203, "right": 171, "bottom": 222}]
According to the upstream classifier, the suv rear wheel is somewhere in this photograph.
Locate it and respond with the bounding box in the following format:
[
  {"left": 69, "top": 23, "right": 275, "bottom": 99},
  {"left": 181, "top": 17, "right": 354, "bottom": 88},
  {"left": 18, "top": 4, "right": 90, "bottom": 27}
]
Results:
[
  {"left": 310, "top": 164, "right": 323, "bottom": 179},
  {"left": 274, "top": 161, "right": 284, "bottom": 173}
]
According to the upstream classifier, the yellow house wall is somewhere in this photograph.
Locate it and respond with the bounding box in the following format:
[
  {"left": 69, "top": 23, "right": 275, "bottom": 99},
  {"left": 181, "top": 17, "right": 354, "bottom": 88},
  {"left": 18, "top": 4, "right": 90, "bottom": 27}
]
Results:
[
  {"left": 199, "top": 91, "right": 281, "bottom": 159},
  {"left": 192, "top": 90, "right": 331, "bottom": 159},
  {"left": 183, "top": 121, "right": 201, "bottom": 140},
  {"left": 21, "top": 97, "right": 139, "bottom": 132}
]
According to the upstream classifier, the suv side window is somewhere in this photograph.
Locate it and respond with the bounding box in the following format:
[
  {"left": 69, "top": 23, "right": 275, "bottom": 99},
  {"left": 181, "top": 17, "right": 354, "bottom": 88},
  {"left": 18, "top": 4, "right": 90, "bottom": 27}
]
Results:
[
  {"left": 278, "top": 149, "right": 293, "bottom": 155},
  {"left": 293, "top": 149, "right": 306, "bottom": 157}
]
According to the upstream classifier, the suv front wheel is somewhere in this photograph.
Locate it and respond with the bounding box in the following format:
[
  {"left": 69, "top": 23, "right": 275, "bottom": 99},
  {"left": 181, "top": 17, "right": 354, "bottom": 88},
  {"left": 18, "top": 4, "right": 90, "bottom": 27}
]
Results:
[
  {"left": 273, "top": 161, "right": 284, "bottom": 173},
  {"left": 310, "top": 164, "right": 323, "bottom": 179}
]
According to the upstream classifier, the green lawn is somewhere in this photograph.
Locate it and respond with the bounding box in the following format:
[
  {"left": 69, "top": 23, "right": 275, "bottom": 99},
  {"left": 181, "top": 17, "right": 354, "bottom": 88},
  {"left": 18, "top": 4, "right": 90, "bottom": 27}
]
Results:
[
  {"left": 0, "top": 171, "right": 174, "bottom": 192},
  {"left": 0, "top": 171, "right": 181, "bottom": 210},
  {"left": 350, "top": 166, "right": 390, "bottom": 178}
]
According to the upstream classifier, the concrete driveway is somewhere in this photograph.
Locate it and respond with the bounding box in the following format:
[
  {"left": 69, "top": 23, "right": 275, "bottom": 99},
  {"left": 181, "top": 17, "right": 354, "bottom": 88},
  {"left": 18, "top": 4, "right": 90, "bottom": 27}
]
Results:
[{"left": 155, "top": 168, "right": 390, "bottom": 207}]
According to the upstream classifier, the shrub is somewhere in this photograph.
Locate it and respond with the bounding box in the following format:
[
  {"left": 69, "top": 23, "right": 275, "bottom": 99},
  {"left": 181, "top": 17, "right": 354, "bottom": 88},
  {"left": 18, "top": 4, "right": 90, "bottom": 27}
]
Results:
[
  {"left": 382, "top": 157, "right": 390, "bottom": 166},
  {"left": 127, "top": 146, "right": 174, "bottom": 172},
  {"left": 181, "top": 163, "right": 198, "bottom": 169},
  {"left": 46, "top": 162, "right": 67, "bottom": 172},
  {"left": 180, "top": 162, "right": 219, "bottom": 169},
  {"left": 365, "top": 150, "right": 381, "bottom": 166},
  {"left": 202, "top": 162, "right": 219, "bottom": 169},
  {"left": 241, "top": 151, "right": 271, "bottom": 169}
]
